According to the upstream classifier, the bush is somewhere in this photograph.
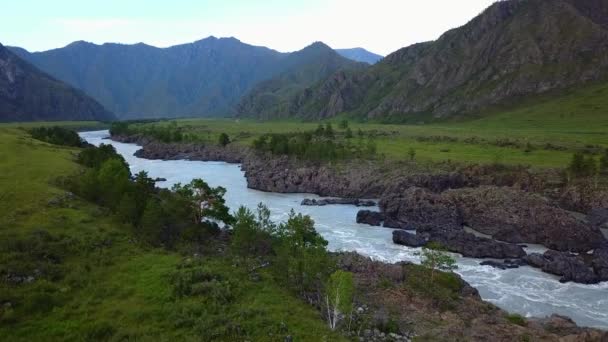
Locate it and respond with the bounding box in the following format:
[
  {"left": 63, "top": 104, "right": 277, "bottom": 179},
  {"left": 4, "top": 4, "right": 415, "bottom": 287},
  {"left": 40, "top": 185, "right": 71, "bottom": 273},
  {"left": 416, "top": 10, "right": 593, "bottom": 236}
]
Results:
[
  {"left": 28, "top": 126, "right": 87, "bottom": 147},
  {"left": 218, "top": 133, "right": 230, "bottom": 147},
  {"left": 506, "top": 313, "right": 527, "bottom": 326},
  {"left": 568, "top": 152, "right": 597, "bottom": 178}
]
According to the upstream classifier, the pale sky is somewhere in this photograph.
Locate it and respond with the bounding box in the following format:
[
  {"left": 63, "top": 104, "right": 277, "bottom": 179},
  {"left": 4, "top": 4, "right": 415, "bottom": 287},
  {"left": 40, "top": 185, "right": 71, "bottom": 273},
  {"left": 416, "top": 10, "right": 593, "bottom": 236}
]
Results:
[{"left": 3, "top": 0, "right": 497, "bottom": 56}]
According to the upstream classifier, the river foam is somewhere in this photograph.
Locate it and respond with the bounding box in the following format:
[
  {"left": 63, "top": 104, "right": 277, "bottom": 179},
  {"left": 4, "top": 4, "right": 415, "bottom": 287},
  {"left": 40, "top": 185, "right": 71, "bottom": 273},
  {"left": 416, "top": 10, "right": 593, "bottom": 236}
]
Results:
[{"left": 80, "top": 130, "right": 608, "bottom": 329}]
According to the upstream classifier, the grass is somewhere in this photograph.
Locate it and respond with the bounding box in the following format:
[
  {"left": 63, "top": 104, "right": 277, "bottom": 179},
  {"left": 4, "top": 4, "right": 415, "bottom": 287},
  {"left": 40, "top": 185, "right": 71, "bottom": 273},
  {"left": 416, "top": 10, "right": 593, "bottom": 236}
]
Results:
[
  {"left": 125, "top": 81, "right": 608, "bottom": 168},
  {"left": 0, "top": 126, "right": 344, "bottom": 341}
]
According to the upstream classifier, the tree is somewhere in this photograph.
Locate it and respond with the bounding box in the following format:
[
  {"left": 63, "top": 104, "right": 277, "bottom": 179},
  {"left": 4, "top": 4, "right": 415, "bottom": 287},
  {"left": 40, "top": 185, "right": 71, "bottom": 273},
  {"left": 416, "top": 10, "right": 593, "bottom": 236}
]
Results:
[
  {"left": 172, "top": 179, "right": 233, "bottom": 226},
  {"left": 416, "top": 243, "right": 457, "bottom": 283},
  {"left": 275, "top": 210, "right": 330, "bottom": 296},
  {"left": 345, "top": 127, "right": 353, "bottom": 139},
  {"left": 600, "top": 149, "right": 608, "bottom": 174},
  {"left": 338, "top": 120, "right": 349, "bottom": 130},
  {"left": 218, "top": 133, "right": 231, "bottom": 147},
  {"left": 231, "top": 204, "right": 276, "bottom": 257},
  {"left": 568, "top": 152, "right": 597, "bottom": 178},
  {"left": 97, "top": 158, "right": 131, "bottom": 209},
  {"left": 139, "top": 199, "right": 165, "bottom": 245},
  {"left": 325, "top": 270, "right": 354, "bottom": 330},
  {"left": 315, "top": 124, "right": 325, "bottom": 136},
  {"left": 408, "top": 148, "right": 416, "bottom": 161},
  {"left": 365, "top": 138, "right": 376, "bottom": 156},
  {"left": 324, "top": 123, "right": 335, "bottom": 139}
]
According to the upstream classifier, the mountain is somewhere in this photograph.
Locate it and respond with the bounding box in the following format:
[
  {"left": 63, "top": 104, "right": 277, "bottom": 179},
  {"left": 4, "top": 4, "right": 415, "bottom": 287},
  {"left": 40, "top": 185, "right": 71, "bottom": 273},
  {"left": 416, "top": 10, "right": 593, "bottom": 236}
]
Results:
[
  {"left": 336, "top": 48, "right": 383, "bottom": 64},
  {"left": 236, "top": 42, "right": 367, "bottom": 119},
  {"left": 260, "top": 0, "right": 608, "bottom": 122},
  {"left": 0, "top": 43, "right": 114, "bottom": 122},
  {"left": 10, "top": 37, "right": 362, "bottom": 119}
]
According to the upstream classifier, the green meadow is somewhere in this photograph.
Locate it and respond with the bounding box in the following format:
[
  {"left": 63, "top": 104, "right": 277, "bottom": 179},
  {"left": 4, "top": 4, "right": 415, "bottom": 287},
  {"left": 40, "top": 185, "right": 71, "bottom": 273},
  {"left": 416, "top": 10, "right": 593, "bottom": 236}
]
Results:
[
  {"left": 0, "top": 127, "right": 343, "bottom": 341},
  {"left": 127, "top": 82, "right": 608, "bottom": 169}
]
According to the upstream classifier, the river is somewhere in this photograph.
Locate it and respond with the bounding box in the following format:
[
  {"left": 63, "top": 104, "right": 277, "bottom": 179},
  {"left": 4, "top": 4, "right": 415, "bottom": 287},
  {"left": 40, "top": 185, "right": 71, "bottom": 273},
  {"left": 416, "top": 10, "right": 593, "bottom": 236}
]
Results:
[{"left": 80, "top": 130, "right": 608, "bottom": 329}]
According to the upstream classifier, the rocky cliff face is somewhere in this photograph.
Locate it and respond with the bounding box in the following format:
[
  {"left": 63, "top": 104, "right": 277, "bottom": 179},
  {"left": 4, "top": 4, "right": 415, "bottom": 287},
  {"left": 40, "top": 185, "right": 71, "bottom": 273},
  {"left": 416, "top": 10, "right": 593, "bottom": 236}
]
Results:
[
  {"left": 273, "top": 0, "right": 608, "bottom": 121},
  {"left": 0, "top": 43, "right": 114, "bottom": 122}
]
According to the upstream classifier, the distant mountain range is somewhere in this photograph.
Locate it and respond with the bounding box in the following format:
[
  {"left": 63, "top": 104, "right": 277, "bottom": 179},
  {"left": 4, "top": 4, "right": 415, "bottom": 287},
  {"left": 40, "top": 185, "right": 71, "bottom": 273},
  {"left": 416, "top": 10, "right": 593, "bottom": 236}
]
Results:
[
  {"left": 0, "top": 43, "right": 114, "bottom": 122},
  {"left": 241, "top": 0, "right": 608, "bottom": 122},
  {"left": 5, "top": 0, "right": 608, "bottom": 123},
  {"left": 10, "top": 38, "right": 364, "bottom": 119},
  {"left": 336, "top": 48, "right": 383, "bottom": 64}
]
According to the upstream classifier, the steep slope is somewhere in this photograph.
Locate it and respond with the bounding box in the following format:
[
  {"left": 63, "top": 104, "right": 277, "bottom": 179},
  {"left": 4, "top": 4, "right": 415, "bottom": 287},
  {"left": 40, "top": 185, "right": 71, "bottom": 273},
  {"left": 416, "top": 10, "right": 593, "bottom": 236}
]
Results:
[
  {"left": 336, "top": 48, "right": 383, "bottom": 64},
  {"left": 236, "top": 42, "right": 367, "bottom": 119},
  {"left": 0, "top": 43, "right": 114, "bottom": 122},
  {"left": 279, "top": 0, "right": 608, "bottom": 121}
]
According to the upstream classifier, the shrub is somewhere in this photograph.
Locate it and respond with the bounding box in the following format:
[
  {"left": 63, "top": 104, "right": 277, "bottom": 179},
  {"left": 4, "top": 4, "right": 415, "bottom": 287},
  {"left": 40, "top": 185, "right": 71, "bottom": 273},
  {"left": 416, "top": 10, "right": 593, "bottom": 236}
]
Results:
[
  {"left": 218, "top": 133, "right": 230, "bottom": 147},
  {"left": 506, "top": 313, "right": 527, "bottom": 326},
  {"left": 28, "top": 126, "right": 87, "bottom": 147}
]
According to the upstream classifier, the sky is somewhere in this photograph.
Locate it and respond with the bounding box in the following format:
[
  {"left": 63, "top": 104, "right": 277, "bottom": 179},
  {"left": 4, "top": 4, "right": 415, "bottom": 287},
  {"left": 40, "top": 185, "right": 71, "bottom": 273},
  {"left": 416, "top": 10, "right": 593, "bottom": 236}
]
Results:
[{"left": 3, "top": 0, "right": 497, "bottom": 56}]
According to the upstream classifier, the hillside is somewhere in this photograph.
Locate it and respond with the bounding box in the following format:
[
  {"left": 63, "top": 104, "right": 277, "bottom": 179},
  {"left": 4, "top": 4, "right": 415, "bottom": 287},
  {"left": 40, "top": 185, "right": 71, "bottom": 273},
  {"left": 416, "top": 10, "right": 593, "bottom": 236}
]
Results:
[
  {"left": 10, "top": 38, "right": 361, "bottom": 119},
  {"left": 336, "top": 48, "right": 383, "bottom": 64},
  {"left": 236, "top": 42, "right": 366, "bottom": 119},
  {"left": 265, "top": 0, "right": 608, "bottom": 121},
  {"left": 0, "top": 44, "right": 114, "bottom": 122}
]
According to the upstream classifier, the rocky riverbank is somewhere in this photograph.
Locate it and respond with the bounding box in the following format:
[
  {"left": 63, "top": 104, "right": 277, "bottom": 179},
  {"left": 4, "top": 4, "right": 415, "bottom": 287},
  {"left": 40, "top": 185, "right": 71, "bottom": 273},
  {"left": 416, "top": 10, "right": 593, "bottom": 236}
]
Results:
[
  {"left": 111, "top": 134, "right": 608, "bottom": 284},
  {"left": 335, "top": 252, "right": 608, "bottom": 341}
]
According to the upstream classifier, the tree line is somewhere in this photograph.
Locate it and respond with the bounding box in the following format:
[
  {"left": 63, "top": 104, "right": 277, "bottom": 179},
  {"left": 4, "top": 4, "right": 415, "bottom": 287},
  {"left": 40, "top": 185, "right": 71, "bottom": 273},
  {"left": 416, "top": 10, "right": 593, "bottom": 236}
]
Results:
[{"left": 251, "top": 123, "right": 377, "bottom": 162}]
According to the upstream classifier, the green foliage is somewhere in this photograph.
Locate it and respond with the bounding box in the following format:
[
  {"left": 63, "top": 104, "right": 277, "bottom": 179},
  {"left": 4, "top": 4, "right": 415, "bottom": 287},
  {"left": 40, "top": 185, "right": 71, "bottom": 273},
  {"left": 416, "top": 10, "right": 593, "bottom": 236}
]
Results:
[
  {"left": 0, "top": 127, "right": 345, "bottom": 341},
  {"left": 325, "top": 270, "right": 354, "bottom": 330},
  {"left": 600, "top": 149, "right": 608, "bottom": 174},
  {"left": 338, "top": 120, "right": 349, "bottom": 130},
  {"left": 404, "top": 264, "right": 462, "bottom": 310},
  {"left": 568, "top": 152, "right": 597, "bottom": 178},
  {"left": 408, "top": 147, "right": 416, "bottom": 161},
  {"left": 345, "top": 127, "right": 353, "bottom": 139},
  {"left": 416, "top": 243, "right": 457, "bottom": 283},
  {"left": 28, "top": 126, "right": 87, "bottom": 147},
  {"left": 252, "top": 129, "right": 377, "bottom": 161},
  {"left": 231, "top": 204, "right": 275, "bottom": 257},
  {"left": 172, "top": 179, "right": 233, "bottom": 226},
  {"left": 218, "top": 132, "right": 231, "bottom": 147},
  {"left": 76, "top": 144, "right": 128, "bottom": 170},
  {"left": 506, "top": 313, "right": 528, "bottom": 326},
  {"left": 274, "top": 210, "right": 332, "bottom": 296}
]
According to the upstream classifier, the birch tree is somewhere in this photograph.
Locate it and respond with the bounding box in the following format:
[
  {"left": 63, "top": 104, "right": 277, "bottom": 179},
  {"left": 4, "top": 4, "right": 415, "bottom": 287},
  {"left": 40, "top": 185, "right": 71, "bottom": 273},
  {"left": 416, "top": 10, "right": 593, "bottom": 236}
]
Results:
[{"left": 325, "top": 270, "right": 354, "bottom": 330}]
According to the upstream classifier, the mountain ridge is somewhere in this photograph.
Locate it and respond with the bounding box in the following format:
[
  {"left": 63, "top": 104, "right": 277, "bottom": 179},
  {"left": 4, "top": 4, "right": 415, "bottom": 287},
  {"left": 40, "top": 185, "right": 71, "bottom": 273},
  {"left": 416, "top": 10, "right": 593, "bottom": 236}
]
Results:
[
  {"left": 10, "top": 38, "right": 361, "bottom": 119},
  {"left": 248, "top": 0, "right": 608, "bottom": 121},
  {"left": 0, "top": 43, "right": 114, "bottom": 122}
]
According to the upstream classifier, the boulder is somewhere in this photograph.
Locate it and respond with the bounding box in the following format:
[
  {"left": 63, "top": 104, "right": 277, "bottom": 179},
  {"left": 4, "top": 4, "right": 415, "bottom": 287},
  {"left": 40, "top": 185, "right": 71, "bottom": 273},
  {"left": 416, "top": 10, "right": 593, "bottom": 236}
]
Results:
[
  {"left": 591, "top": 247, "right": 608, "bottom": 281},
  {"left": 480, "top": 259, "right": 527, "bottom": 270},
  {"left": 587, "top": 207, "right": 608, "bottom": 228},
  {"left": 356, "top": 210, "right": 384, "bottom": 226},
  {"left": 525, "top": 250, "right": 599, "bottom": 284},
  {"left": 392, "top": 230, "right": 428, "bottom": 247},
  {"left": 429, "top": 230, "right": 526, "bottom": 259},
  {"left": 301, "top": 198, "right": 375, "bottom": 207}
]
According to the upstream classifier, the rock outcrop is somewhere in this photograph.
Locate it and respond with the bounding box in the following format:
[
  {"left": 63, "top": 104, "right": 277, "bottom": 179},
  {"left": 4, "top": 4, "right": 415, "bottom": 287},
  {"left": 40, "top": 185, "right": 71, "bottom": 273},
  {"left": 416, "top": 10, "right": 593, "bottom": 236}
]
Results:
[
  {"left": 380, "top": 186, "right": 606, "bottom": 254},
  {"left": 444, "top": 186, "right": 606, "bottom": 252},
  {"left": 301, "top": 198, "right": 375, "bottom": 207},
  {"left": 392, "top": 229, "right": 526, "bottom": 259},
  {"left": 525, "top": 250, "right": 600, "bottom": 284}
]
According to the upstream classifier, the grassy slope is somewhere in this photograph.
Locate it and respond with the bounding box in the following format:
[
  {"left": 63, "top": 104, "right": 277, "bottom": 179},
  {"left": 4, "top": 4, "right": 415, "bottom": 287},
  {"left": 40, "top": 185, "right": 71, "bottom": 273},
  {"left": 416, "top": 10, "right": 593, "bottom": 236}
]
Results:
[
  {"left": 148, "top": 81, "right": 607, "bottom": 168},
  {"left": 0, "top": 127, "right": 343, "bottom": 341}
]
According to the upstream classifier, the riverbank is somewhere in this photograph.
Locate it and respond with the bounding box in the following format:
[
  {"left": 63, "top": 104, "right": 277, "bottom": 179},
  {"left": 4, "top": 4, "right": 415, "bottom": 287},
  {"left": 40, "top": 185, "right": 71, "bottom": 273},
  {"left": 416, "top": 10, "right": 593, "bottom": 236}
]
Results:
[
  {"left": 112, "top": 133, "right": 608, "bottom": 285},
  {"left": 96, "top": 130, "right": 608, "bottom": 328}
]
